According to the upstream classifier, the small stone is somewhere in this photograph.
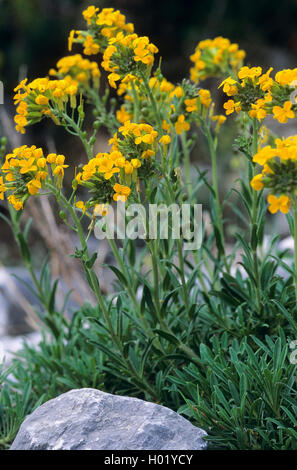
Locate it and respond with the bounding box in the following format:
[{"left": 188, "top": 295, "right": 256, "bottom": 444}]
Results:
[{"left": 10, "top": 388, "right": 207, "bottom": 450}]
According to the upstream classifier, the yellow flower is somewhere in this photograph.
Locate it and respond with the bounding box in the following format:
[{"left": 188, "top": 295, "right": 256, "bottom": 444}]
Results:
[
  {"left": 159, "top": 135, "right": 171, "bottom": 145},
  {"left": 8, "top": 195, "right": 23, "bottom": 211},
  {"left": 124, "top": 161, "right": 134, "bottom": 174},
  {"left": 83, "top": 6, "right": 99, "bottom": 25},
  {"left": 68, "top": 30, "right": 76, "bottom": 51},
  {"left": 141, "top": 149, "right": 155, "bottom": 159},
  {"left": 184, "top": 98, "right": 198, "bottom": 113},
  {"left": 252, "top": 146, "right": 275, "bottom": 165},
  {"left": 0, "top": 176, "right": 7, "bottom": 200},
  {"left": 116, "top": 106, "right": 131, "bottom": 123},
  {"left": 108, "top": 72, "right": 121, "bottom": 89},
  {"left": 223, "top": 99, "right": 241, "bottom": 115},
  {"left": 199, "top": 89, "right": 211, "bottom": 107},
  {"left": 162, "top": 120, "right": 171, "bottom": 133},
  {"left": 19, "top": 157, "right": 37, "bottom": 174},
  {"left": 175, "top": 115, "right": 190, "bottom": 134},
  {"left": 258, "top": 67, "right": 273, "bottom": 91},
  {"left": 250, "top": 174, "right": 264, "bottom": 191},
  {"left": 267, "top": 194, "right": 290, "bottom": 214},
  {"left": 238, "top": 66, "right": 262, "bottom": 82},
  {"left": 248, "top": 99, "right": 267, "bottom": 121},
  {"left": 170, "top": 86, "right": 184, "bottom": 98},
  {"left": 35, "top": 95, "right": 49, "bottom": 106},
  {"left": 76, "top": 201, "right": 86, "bottom": 214},
  {"left": 47, "top": 153, "right": 57, "bottom": 164},
  {"left": 84, "top": 35, "right": 100, "bottom": 55},
  {"left": 131, "top": 158, "right": 141, "bottom": 168},
  {"left": 113, "top": 183, "right": 131, "bottom": 202},
  {"left": 272, "top": 101, "right": 295, "bottom": 124},
  {"left": 27, "top": 178, "right": 42, "bottom": 196},
  {"left": 219, "top": 77, "right": 238, "bottom": 96}
]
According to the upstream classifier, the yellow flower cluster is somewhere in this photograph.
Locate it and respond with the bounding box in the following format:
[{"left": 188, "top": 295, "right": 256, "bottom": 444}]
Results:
[
  {"left": 14, "top": 76, "right": 79, "bottom": 134},
  {"left": 68, "top": 7, "right": 134, "bottom": 55},
  {"left": 190, "top": 37, "right": 246, "bottom": 83},
  {"left": 115, "top": 121, "right": 158, "bottom": 155},
  {"left": 220, "top": 66, "right": 297, "bottom": 123},
  {"left": 0, "top": 146, "right": 68, "bottom": 210},
  {"left": 102, "top": 33, "right": 158, "bottom": 89},
  {"left": 250, "top": 136, "right": 297, "bottom": 213},
  {"left": 49, "top": 54, "right": 100, "bottom": 89},
  {"left": 74, "top": 150, "right": 137, "bottom": 206},
  {"left": 73, "top": 122, "right": 158, "bottom": 208}
]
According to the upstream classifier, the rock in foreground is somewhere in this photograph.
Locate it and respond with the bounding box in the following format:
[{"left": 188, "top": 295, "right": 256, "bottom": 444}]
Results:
[{"left": 11, "top": 388, "right": 207, "bottom": 450}]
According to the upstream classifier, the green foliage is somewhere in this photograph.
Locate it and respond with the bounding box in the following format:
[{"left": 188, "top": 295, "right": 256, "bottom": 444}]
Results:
[
  {"left": 0, "top": 364, "right": 43, "bottom": 450},
  {"left": 168, "top": 332, "right": 297, "bottom": 450}
]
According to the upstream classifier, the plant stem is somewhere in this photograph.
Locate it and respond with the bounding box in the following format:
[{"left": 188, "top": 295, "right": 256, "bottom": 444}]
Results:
[
  {"left": 204, "top": 125, "right": 228, "bottom": 271},
  {"left": 48, "top": 184, "right": 158, "bottom": 400},
  {"left": 141, "top": 73, "right": 162, "bottom": 134},
  {"left": 251, "top": 118, "right": 262, "bottom": 314},
  {"left": 60, "top": 111, "right": 93, "bottom": 160},
  {"left": 181, "top": 131, "right": 192, "bottom": 199},
  {"left": 131, "top": 81, "right": 140, "bottom": 123},
  {"left": 148, "top": 239, "right": 162, "bottom": 320}
]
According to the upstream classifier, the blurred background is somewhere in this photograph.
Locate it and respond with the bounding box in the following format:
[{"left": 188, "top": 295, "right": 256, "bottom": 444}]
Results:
[{"left": 1, "top": 0, "right": 297, "bottom": 340}]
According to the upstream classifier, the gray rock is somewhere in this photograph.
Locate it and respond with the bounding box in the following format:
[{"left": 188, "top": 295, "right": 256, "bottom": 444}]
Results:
[{"left": 10, "top": 388, "right": 207, "bottom": 450}]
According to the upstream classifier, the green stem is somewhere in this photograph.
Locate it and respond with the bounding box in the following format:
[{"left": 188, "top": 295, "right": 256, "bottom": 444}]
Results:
[
  {"left": 141, "top": 73, "right": 162, "bottom": 134},
  {"left": 60, "top": 111, "right": 93, "bottom": 160},
  {"left": 48, "top": 184, "right": 158, "bottom": 400},
  {"left": 204, "top": 125, "right": 228, "bottom": 271},
  {"left": 108, "top": 238, "right": 152, "bottom": 332},
  {"left": 87, "top": 88, "right": 118, "bottom": 135},
  {"left": 181, "top": 131, "right": 192, "bottom": 199},
  {"left": 131, "top": 81, "right": 140, "bottom": 123},
  {"left": 148, "top": 239, "right": 162, "bottom": 320},
  {"left": 251, "top": 118, "right": 262, "bottom": 313},
  {"left": 176, "top": 239, "right": 190, "bottom": 315}
]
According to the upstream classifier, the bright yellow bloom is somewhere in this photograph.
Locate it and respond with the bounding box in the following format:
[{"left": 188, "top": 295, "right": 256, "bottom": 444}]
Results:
[
  {"left": 113, "top": 183, "right": 131, "bottom": 202},
  {"left": 250, "top": 174, "right": 264, "bottom": 191},
  {"left": 0, "top": 176, "right": 7, "bottom": 200},
  {"left": 83, "top": 6, "right": 99, "bottom": 25},
  {"left": 223, "top": 99, "right": 241, "bottom": 115},
  {"left": 8, "top": 195, "right": 23, "bottom": 211},
  {"left": 175, "top": 115, "right": 190, "bottom": 134},
  {"left": 219, "top": 77, "right": 238, "bottom": 96},
  {"left": 159, "top": 135, "right": 171, "bottom": 145},
  {"left": 272, "top": 101, "right": 295, "bottom": 123},
  {"left": 238, "top": 66, "right": 262, "bottom": 82},
  {"left": 76, "top": 201, "right": 86, "bottom": 213},
  {"left": 108, "top": 72, "right": 121, "bottom": 89},
  {"left": 35, "top": 95, "right": 49, "bottom": 106},
  {"left": 267, "top": 194, "right": 290, "bottom": 214},
  {"left": 184, "top": 98, "right": 198, "bottom": 113},
  {"left": 27, "top": 178, "right": 42, "bottom": 196},
  {"left": 84, "top": 35, "right": 100, "bottom": 55},
  {"left": 131, "top": 158, "right": 141, "bottom": 168}
]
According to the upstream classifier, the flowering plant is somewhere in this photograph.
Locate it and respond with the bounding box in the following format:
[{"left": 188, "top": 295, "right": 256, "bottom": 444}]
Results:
[{"left": 1, "top": 5, "right": 297, "bottom": 450}]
